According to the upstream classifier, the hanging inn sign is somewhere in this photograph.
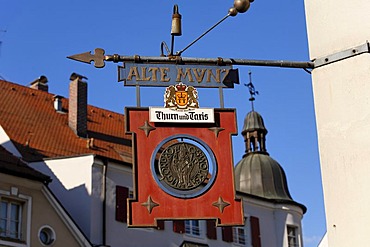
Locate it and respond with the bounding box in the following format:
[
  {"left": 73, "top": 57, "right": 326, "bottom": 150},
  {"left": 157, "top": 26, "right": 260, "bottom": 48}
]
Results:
[
  {"left": 68, "top": 46, "right": 245, "bottom": 227},
  {"left": 67, "top": 0, "right": 316, "bottom": 228},
  {"left": 67, "top": 1, "right": 278, "bottom": 227},
  {"left": 125, "top": 78, "right": 244, "bottom": 227}
]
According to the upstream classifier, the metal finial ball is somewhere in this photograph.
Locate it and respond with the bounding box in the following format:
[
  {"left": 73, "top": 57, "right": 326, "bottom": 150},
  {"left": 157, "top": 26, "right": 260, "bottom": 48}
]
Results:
[
  {"left": 228, "top": 7, "right": 238, "bottom": 17},
  {"left": 234, "top": 0, "right": 250, "bottom": 13}
]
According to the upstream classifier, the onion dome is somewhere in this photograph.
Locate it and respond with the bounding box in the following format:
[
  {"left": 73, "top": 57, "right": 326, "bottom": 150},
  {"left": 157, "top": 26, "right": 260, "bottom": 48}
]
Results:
[
  {"left": 235, "top": 152, "right": 293, "bottom": 200},
  {"left": 235, "top": 110, "right": 294, "bottom": 202},
  {"left": 242, "top": 110, "right": 267, "bottom": 134}
]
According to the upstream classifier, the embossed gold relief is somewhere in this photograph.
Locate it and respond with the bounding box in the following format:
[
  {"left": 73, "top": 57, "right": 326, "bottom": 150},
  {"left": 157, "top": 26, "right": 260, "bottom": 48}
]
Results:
[
  {"left": 151, "top": 135, "right": 217, "bottom": 199},
  {"left": 158, "top": 142, "right": 209, "bottom": 190},
  {"left": 141, "top": 196, "right": 159, "bottom": 214},
  {"left": 212, "top": 197, "right": 230, "bottom": 213},
  {"left": 138, "top": 120, "right": 156, "bottom": 137}
]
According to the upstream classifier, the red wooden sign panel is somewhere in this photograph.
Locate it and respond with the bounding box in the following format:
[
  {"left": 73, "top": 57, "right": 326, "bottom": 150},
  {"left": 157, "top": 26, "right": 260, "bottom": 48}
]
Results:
[{"left": 125, "top": 107, "right": 243, "bottom": 227}]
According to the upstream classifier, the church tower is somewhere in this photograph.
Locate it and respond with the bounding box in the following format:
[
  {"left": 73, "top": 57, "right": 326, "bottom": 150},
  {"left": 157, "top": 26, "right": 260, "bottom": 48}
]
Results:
[{"left": 234, "top": 74, "right": 306, "bottom": 247}]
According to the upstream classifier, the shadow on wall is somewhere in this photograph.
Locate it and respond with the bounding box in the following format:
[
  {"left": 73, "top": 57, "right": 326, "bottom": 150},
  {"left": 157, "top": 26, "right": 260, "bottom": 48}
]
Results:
[{"left": 28, "top": 161, "right": 91, "bottom": 237}]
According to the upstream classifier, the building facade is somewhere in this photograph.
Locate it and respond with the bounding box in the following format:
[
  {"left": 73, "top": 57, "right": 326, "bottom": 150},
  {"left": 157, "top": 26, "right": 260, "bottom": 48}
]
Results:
[
  {"left": 0, "top": 145, "right": 91, "bottom": 247},
  {"left": 0, "top": 75, "right": 305, "bottom": 247}
]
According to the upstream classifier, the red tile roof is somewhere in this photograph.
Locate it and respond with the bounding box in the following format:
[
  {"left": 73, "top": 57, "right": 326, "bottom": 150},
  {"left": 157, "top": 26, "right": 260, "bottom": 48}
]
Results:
[{"left": 0, "top": 80, "right": 132, "bottom": 164}]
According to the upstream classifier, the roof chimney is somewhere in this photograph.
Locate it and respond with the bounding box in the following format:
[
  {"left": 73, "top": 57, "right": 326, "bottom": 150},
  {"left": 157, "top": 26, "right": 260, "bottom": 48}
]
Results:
[
  {"left": 69, "top": 73, "right": 88, "bottom": 138},
  {"left": 30, "top": 75, "right": 48, "bottom": 92}
]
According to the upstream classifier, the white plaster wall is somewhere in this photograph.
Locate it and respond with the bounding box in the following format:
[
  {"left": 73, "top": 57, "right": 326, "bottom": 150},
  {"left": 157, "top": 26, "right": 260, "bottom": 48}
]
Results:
[
  {"left": 105, "top": 162, "right": 174, "bottom": 247},
  {"left": 318, "top": 233, "right": 328, "bottom": 247},
  {"left": 246, "top": 197, "right": 304, "bottom": 247},
  {"left": 245, "top": 199, "right": 276, "bottom": 247},
  {"left": 305, "top": 1, "right": 370, "bottom": 246},
  {"left": 305, "top": 0, "right": 370, "bottom": 59},
  {"left": 30, "top": 155, "right": 94, "bottom": 239},
  {"left": 275, "top": 206, "right": 304, "bottom": 247},
  {"left": 310, "top": 55, "right": 370, "bottom": 246},
  {"left": 90, "top": 161, "right": 104, "bottom": 244}
]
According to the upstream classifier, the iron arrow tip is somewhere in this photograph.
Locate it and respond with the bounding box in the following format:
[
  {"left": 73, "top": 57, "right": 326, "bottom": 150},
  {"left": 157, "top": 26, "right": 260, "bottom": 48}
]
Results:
[
  {"left": 67, "top": 51, "right": 93, "bottom": 64},
  {"left": 67, "top": 48, "right": 106, "bottom": 68}
]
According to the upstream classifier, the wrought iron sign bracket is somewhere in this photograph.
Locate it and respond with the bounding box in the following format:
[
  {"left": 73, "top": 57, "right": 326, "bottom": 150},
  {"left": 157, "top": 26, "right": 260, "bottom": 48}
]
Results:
[
  {"left": 68, "top": 50, "right": 314, "bottom": 69},
  {"left": 67, "top": 1, "right": 315, "bottom": 108},
  {"left": 68, "top": 50, "right": 314, "bottom": 108}
]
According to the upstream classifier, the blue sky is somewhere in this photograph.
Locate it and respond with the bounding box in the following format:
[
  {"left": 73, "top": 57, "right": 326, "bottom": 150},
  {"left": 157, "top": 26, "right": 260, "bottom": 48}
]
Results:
[{"left": 1, "top": 1, "right": 325, "bottom": 246}]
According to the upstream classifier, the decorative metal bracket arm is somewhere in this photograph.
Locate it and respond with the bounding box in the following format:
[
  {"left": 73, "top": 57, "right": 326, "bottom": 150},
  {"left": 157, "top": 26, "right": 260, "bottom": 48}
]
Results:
[
  {"left": 68, "top": 48, "right": 314, "bottom": 69},
  {"left": 313, "top": 41, "right": 370, "bottom": 68}
]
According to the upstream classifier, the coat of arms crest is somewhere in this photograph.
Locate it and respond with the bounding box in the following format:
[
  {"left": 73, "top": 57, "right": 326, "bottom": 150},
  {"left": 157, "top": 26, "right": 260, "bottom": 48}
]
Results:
[{"left": 164, "top": 82, "right": 199, "bottom": 110}]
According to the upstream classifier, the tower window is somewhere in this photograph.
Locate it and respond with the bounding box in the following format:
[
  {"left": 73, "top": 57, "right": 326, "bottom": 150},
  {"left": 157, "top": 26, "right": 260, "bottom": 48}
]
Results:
[{"left": 287, "top": 225, "right": 299, "bottom": 247}]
